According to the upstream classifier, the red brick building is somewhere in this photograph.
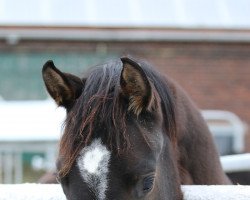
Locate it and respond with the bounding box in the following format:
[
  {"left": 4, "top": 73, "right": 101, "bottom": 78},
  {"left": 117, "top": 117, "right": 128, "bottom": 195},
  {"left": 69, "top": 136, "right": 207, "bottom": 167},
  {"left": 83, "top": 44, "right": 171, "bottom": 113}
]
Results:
[{"left": 1, "top": 26, "right": 250, "bottom": 151}]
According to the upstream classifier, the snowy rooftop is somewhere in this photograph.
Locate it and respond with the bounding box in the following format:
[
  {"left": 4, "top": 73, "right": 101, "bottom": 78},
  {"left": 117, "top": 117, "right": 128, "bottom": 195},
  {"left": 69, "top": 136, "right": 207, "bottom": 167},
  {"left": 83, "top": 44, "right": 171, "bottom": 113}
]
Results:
[
  {"left": 0, "top": 0, "right": 250, "bottom": 29},
  {"left": 0, "top": 100, "right": 65, "bottom": 141}
]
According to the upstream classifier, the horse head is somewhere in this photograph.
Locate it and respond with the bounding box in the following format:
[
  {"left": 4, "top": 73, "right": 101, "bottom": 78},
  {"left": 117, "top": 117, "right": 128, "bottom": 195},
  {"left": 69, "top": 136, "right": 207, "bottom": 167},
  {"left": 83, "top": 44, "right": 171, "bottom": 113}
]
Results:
[{"left": 42, "top": 57, "right": 183, "bottom": 200}]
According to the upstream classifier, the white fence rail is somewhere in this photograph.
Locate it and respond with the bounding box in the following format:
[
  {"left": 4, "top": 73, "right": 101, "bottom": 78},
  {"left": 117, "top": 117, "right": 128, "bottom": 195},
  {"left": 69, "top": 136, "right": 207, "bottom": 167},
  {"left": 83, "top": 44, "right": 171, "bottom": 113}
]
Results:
[
  {"left": 202, "top": 110, "right": 246, "bottom": 154},
  {"left": 1, "top": 184, "right": 250, "bottom": 200},
  {"left": 220, "top": 153, "right": 250, "bottom": 173},
  {"left": 182, "top": 185, "right": 250, "bottom": 200}
]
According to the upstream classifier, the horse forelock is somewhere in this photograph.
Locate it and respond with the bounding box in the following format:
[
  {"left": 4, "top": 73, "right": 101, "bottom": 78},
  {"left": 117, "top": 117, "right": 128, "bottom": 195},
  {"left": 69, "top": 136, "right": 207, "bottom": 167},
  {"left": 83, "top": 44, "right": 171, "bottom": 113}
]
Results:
[
  {"left": 57, "top": 59, "right": 177, "bottom": 178},
  {"left": 58, "top": 61, "right": 128, "bottom": 177}
]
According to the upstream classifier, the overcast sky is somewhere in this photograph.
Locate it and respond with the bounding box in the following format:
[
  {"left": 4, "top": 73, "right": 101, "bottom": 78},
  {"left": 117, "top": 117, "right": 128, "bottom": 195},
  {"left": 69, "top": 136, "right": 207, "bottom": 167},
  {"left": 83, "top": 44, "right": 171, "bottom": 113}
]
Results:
[{"left": 0, "top": 0, "right": 250, "bottom": 28}]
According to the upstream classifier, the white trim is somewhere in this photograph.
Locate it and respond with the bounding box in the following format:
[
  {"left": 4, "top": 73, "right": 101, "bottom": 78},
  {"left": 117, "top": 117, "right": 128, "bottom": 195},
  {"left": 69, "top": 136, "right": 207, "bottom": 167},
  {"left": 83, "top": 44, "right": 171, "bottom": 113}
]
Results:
[{"left": 1, "top": 28, "right": 250, "bottom": 43}]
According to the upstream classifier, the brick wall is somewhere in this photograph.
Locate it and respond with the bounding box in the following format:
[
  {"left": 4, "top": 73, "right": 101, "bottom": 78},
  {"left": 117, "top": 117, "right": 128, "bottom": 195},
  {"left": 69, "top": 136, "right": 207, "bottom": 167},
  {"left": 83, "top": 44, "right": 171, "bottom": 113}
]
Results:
[
  {"left": 1, "top": 39, "right": 250, "bottom": 151},
  {"left": 116, "top": 41, "right": 250, "bottom": 152}
]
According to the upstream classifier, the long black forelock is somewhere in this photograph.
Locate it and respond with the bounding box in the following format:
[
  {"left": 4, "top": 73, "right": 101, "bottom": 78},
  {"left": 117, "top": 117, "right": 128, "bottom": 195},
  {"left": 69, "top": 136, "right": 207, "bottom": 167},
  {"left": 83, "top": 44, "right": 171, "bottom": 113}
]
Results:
[
  {"left": 79, "top": 62, "right": 129, "bottom": 149},
  {"left": 58, "top": 60, "right": 130, "bottom": 176}
]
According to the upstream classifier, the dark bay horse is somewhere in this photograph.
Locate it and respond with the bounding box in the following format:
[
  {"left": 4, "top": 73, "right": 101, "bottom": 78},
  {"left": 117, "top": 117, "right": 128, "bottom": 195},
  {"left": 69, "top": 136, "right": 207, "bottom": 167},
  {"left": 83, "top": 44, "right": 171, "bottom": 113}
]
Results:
[{"left": 42, "top": 57, "right": 230, "bottom": 200}]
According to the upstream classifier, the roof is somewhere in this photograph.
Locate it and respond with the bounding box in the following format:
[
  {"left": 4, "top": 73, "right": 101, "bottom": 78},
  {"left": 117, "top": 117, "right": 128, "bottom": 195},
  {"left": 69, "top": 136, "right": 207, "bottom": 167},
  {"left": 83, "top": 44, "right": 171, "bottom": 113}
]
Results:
[
  {"left": 0, "top": 100, "right": 65, "bottom": 141},
  {"left": 0, "top": 0, "right": 250, "bottom": 29}
]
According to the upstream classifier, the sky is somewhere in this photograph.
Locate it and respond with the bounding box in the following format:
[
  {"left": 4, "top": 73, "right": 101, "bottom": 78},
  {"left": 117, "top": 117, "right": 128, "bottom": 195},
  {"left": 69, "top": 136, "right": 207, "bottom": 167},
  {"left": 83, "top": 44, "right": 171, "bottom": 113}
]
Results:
[{"left": 0, "top": 0, "right": 250, "bottom": 29}]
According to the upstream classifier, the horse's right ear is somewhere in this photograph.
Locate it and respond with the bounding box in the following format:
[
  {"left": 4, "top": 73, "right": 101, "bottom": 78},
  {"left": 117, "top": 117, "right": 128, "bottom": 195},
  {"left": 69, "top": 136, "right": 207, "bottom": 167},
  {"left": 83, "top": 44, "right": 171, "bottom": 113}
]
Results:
[{"left": 42, "top": 60, "right": 83, "bottom": 108}]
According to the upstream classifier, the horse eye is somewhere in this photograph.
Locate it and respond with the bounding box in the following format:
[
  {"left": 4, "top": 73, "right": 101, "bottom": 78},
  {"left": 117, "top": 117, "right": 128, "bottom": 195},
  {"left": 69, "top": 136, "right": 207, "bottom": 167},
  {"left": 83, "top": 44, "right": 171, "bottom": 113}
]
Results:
[{"left": 142, "top": 176, "right": 155, "bottom": 192}]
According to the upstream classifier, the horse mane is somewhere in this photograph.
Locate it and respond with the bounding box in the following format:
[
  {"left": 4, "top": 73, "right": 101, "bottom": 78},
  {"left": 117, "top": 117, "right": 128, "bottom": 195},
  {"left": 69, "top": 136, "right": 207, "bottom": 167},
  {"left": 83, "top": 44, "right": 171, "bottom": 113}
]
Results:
[{"left": 58, "top": 59, "right": 176, "bottom": 177}]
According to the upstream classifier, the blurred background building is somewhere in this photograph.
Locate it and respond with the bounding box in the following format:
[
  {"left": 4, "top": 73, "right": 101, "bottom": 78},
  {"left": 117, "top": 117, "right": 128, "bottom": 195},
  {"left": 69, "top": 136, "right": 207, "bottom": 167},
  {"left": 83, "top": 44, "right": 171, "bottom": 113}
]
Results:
[{"left": 0, "top": 0, "right": 250, "bottom": 183}]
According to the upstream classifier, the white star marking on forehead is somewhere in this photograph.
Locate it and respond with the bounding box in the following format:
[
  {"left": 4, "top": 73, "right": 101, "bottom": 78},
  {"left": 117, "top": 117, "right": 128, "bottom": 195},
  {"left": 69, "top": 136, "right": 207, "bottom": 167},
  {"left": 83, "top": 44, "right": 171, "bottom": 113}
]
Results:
[{"left": 77, "top": 138, "right": 111, "bottom": 200}]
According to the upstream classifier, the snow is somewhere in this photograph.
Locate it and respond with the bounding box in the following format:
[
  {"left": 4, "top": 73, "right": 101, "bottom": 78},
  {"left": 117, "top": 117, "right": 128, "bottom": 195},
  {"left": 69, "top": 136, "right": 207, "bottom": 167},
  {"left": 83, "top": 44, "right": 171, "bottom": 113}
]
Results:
[
  {"left": 1, "top": 184, "right": 250, "bottom": 200},
  {"left": 0, "top": 100, "right": 65, "bottom": 141},
  {"left": 182, "top": 185, "right": 250, "bottom": 200}
]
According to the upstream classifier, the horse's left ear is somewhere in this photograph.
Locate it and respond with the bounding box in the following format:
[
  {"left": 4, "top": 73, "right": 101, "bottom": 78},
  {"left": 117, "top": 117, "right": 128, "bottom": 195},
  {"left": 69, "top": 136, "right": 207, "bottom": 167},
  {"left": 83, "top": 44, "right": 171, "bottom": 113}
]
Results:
[
  {"left": 42, "top": 60, "right": 83, "bottom": 108},
  {"left": 120, "top": 57, "right": 155, "bottom": 115}
]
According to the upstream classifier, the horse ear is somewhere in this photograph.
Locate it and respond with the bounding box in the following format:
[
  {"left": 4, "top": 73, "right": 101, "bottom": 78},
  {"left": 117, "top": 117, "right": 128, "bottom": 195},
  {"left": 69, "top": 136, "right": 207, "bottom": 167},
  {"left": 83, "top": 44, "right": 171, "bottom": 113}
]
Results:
[
  {"left": 120, "top": 57, "right": 154, "bottom": 115},
  {"left": 42, "top": 60, "right": 83, "bottom": 108}
]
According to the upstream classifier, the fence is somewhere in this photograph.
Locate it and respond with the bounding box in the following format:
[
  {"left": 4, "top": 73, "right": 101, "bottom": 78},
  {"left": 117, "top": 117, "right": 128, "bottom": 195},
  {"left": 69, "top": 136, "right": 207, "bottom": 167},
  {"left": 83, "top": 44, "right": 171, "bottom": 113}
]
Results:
[
  {"left": 220, "top": 153, "right": 250, "bottom": 173},
  {"left": 0, "top": 100, "right": 65, "bottom": 183},
  {"left": 202, "top": 110, "right": 246, "bottom": 155},
  {"left": 1, "top": 184, "right": 250, "bottom": 200}
]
